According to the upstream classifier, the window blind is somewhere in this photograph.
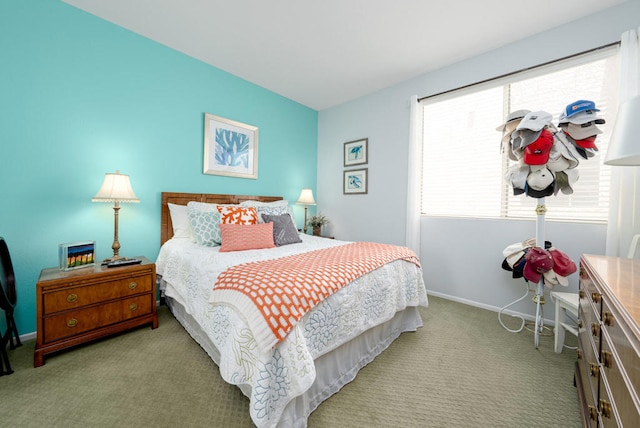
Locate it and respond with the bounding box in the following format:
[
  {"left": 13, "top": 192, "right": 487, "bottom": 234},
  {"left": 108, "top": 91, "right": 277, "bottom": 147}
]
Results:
[{"left": 420, "top": 46, "right": 619, "bottom": 222}]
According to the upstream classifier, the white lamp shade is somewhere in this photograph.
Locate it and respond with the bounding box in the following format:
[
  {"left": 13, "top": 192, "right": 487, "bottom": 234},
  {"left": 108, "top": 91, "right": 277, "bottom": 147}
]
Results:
[
  {"left": 604, "top": 95, "right": 640, "bottom": 166},
  {"left": 92, "top": 171, "right": 140, "bottom": 202},
  {"left": 296, "top": 188, "right": 316, "bottom": 205}
]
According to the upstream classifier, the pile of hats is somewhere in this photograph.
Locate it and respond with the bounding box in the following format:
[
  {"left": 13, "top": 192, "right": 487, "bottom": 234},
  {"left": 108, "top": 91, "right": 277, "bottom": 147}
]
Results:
[
  {"left": 502, "top": 239, "right": 577, "bottom": 287},
  {"left": 497, "top": 100, "right": 605, "bottom": 198}
]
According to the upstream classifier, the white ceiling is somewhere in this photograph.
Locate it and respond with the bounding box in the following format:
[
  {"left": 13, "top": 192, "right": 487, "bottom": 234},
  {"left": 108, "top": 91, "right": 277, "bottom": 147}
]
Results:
[{"left": 62, "top": 0, "right": 624, "bottom": 111}]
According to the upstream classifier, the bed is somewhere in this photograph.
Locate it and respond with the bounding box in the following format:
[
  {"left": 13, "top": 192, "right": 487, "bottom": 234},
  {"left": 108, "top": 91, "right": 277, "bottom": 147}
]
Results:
[{"left": 155, "top": 192, "right": 428, "bottom": 428}]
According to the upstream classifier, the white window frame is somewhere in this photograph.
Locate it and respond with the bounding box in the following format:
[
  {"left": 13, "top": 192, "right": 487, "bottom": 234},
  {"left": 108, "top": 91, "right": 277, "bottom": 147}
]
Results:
[{"left": 419, "top": 45, "right": 619, "bottom": 223}]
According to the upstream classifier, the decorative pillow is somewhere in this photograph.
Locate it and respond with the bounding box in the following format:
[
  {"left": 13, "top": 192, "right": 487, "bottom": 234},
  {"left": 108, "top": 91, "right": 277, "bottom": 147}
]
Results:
[
  {"left": 261, "top": 213, "right": 302, "bottom": 246},
  {"left": 219, "top": 223, "right": 275, "bottom": 252},
  {"left": 240, "top": 199, "right": 289, "bottom": 208},
  {"left": 187, "top": 202, "right": 222, "bottom": 246},
  {"left": 217, "top": 205, "right": 258, "bottom": 225},
  {"left": 168, "top": 203, "right": 192, "bottom": 239},
  {"left": 239, "top": 200, "right": 296, "bottom": 225}
]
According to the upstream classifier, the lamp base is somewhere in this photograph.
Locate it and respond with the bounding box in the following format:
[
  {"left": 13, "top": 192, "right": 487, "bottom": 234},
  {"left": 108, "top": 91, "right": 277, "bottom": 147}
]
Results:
[{"left": 101, "top": 255, "right": 126, "bottom": 264}]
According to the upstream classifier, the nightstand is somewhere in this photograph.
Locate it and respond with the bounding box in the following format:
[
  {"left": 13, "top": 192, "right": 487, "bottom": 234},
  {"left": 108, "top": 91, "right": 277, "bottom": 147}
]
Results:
[{"left": 34, "top": 256, "right": 158, "bottom": 367}]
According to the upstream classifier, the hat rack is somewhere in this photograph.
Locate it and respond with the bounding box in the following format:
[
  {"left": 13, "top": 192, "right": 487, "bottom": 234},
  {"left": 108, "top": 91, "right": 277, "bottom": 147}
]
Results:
[
  {"left": 498, "top": 101, "right": 603, "bottom": 349},
  {"left": 532, "top": 198, "right": 547, "bottom": 349}
]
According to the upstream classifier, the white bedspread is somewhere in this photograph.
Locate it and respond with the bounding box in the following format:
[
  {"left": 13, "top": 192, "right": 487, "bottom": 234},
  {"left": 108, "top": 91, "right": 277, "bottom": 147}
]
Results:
[{"left": 155, "top": 234, "right": 427, "bottom": 428}]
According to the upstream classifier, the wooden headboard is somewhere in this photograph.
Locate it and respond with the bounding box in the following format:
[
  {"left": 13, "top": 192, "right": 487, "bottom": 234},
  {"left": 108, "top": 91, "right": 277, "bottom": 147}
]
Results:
[{"left": 160, "top": 192, "right": 283, "bottom": 245}]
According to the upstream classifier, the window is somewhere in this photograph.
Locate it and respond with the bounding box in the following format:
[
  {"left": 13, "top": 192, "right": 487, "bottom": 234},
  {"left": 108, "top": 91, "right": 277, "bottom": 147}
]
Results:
[{"left": 420, "top": 46, "right": 619, "bottom": 222}]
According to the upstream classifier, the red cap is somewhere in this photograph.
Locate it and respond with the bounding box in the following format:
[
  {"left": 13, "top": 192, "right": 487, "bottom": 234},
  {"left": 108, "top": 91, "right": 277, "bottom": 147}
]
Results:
[
  {"left": 523, "top": 129, "right": 554, "bottom": 165},
  {"left": 523, "top": 247, "right": 554, "bottom": 283},
  {"left": 574, "top": 136, "right": 598, "bottom": 149},
  {"left": 550, "top": 249, "right": 577, "bottom": 277}
]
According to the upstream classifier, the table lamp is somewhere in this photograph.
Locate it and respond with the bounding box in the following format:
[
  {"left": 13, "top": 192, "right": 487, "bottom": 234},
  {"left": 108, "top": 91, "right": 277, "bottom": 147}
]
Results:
[
  {"left": 604, "top": 95, "right": 640, "bottom": 258},
  {"left": 296, "top": 188, "right": 316, "bottom": 234},
  {"left": 92, "top": 170, "right": 139, "bottom": 262}
]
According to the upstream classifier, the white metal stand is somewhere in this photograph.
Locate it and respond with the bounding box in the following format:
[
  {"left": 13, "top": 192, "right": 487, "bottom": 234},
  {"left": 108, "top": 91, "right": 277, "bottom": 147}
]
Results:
[{"left": 533, "top": 197, "right": 546, "bottom": 348}]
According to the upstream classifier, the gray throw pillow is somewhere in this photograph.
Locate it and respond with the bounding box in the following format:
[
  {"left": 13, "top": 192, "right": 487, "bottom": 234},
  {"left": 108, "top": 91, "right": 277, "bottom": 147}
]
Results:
[{"left": 261, "top": 213, "right": 302, "bottom": 246}]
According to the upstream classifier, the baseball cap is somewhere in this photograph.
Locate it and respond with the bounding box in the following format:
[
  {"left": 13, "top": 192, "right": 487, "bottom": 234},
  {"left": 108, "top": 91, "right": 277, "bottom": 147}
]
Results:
[
  {"left": 542, "top": 248, "right": 577, "bottom": 286},
  {"left": 547, "top": 137, "right": 579, "bottom": 172},
  {"left": 553, "top": 169, "right": 580, "bottom": 195},
  {"left": 496, "top": 109, "right": 531, "bottom": 132},
  {"left": 523, "top": 129, "right": 554, "bottom": 165},
  {"left": 505, "top": 163, "right": 529, "bottom": 195},
  {"left": 527, "top": 167, "right": 554, "bottom": 191},
  {"left": 523, "top": 247, "right": 554, "bottom": 283},
  {"left": 574, "top": 136, "right": 599, "bottom": 150},
  {"left": 526, "top": 184, "right": 554, "bottom": 198},
  {"left": 516, "top": 111, "right": 553, "bottom": 132},
  {"left": 559, "top": 109, "right": 605, "bottom": 125},
  {"left": 516, "top": 128, "right": 543, "bottom": 149},
  {"left": 550, "top": 248, "right": 577, "bottom": 277},
  {"left": 555, "top": 130, "right": 588, "bottom": 160},
  {"left": 562, "top": 100, "right": 600, "bottom": 118},
  {"left": 564, "top": 122, "right": 602, "bottom": 140}
]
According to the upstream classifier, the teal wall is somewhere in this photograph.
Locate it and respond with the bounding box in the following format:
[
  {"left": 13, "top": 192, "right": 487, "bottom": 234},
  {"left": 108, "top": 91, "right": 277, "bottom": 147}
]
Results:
[{"left": 0, "top": 0, "right": 318, "bottom": 335}]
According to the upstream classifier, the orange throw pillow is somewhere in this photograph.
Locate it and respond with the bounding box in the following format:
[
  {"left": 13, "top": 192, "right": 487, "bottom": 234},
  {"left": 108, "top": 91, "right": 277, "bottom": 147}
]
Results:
[{"left": 219, "top": 223, "right": 275, "bottom": 252}]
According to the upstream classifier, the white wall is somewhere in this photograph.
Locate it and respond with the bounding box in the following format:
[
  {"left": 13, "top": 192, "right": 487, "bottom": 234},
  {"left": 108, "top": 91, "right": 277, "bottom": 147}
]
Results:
[{"left": 317, "top": 0, "right": 640, "bottom": 321}]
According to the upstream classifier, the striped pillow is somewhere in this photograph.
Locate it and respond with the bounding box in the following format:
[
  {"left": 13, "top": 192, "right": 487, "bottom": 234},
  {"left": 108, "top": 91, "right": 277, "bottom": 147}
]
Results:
[{"left": 219, "top": 223, "right": 275, "bottom": 252}]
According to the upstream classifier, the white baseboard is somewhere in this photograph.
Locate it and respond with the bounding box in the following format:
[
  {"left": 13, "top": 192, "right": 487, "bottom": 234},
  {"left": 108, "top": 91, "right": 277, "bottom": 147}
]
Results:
[{"left": 426, "top": 290, "right": 557, "bottom": 327}]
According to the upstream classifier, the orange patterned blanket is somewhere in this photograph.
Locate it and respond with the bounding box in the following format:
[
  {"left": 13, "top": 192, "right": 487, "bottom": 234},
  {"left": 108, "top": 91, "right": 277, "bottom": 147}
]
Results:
[{"left": 211, "top": 241, "right": 421, "bottom": 351}]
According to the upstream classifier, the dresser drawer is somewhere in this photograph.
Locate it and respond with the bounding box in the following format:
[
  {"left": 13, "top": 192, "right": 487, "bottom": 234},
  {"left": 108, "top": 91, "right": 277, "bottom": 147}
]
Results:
[
  {"left": 578, "top": 333, "right": 600, "bottom": 426},
  {"left": 599, "top": 369, "right": 622, "bottom": 427},
  {"left": 580, "top": 274, "right": 602, "bottom": 321},
  {"left": 43, "top": 273, "right": 152, "bottom": 315},
  {"left": 579, "top": 304, "right": 602, "bottom": 408},
  {"left": 43, "top": 294, "right": 152, "bottom": 343},
  {"left": 601, "top": 298, "right": 640, "bottom": 401},
  {"left": 600, "top": 328, "right": 640, "bottom": 425}
]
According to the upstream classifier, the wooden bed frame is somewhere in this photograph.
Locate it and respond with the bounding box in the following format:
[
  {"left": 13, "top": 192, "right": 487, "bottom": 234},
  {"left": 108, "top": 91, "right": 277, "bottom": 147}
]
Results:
[{"left": 160, "top": 192, "right": 283, "bottom": 245}]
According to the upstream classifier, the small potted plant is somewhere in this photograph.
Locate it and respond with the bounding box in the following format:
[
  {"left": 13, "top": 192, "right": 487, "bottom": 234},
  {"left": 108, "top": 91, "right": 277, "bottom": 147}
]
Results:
[{"left": 307, "top": 214, "right": 329, "bottom": 236}]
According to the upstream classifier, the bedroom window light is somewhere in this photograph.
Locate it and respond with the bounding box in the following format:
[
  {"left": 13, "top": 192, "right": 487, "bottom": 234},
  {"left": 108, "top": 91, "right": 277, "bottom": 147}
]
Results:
[{"left": 419, "top": 45, "right": 619, "bottom": 222}]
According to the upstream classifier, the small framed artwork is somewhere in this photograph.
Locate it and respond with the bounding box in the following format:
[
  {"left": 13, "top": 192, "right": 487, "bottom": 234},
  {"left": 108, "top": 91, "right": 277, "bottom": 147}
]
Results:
[
  {"left": 203, "top": 113, "right": 259, "bottom": 179},
  {"left": 59, "top": 241, "right": 95, "bottom": 271},
  {"left": 344, "top": 138, "right": 368, "bottom": 167},
  {"left": 343, "top": 168, "right": 368, "bottom": 194}
]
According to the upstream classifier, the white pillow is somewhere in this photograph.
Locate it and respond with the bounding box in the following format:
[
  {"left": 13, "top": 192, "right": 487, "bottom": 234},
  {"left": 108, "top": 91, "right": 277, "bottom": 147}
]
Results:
[
  {"left": 240, "top": 199, "right": 289, "bottom": 207},
  {"left": 239, "top": 199, "right": 297, "bottom": 224},
  {"left": 167, "top": 203, "right": 192, "bottom": 239}
]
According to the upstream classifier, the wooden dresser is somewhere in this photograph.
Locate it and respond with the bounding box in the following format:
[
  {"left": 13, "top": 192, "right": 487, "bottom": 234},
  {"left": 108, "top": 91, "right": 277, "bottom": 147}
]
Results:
[
  {"left": 34, "top": 257, "right": 158, "bottom": 367},
  {"left": 576, "top": 254, "right": 640, "bottom": 427}
]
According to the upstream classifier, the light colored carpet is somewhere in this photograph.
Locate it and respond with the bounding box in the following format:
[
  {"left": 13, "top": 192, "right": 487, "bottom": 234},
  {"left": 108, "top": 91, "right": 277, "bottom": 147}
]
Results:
[{"left": 0, "top": 296, "right": 580, "bottom": 427}]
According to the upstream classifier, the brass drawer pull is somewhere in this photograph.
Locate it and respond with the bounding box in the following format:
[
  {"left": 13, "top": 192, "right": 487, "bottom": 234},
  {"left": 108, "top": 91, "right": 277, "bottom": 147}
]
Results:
[
  {"left": 128, "top": 281, "right": 138, "bottom": 290},
  {"left": 599, "top": 399, "right": 612, "bottom": 418},
  {"left": 589, "top": 362, "right": 600, "bottom": 378},
  {"left": 603, "top": 311, "right": 614, "bottom": 327},
  {"left": 67, "top": 318, "right": 78, "bottom": 328},
  {"left": 588, "top": 405, "right": 598, "bottom": 421},
  {"left": 66, "top": 293, "right": 78, "bottom": 303},
  {"left": 129, "top": 304, "right": 138, "bottom": 311},
  {"left": 601, "top": 351, "right": 613, "bottom": 368},
  {"left": 579, "top": 289, "right": 585, "bottom": 299},
  {"left": 578, "top": 320, "right": 583, "bottom": 329},
  {"left": 577, "top": 349, "right": 582, "bottom": 359},
  {"left": 591, "top": 323, "right": 600, "bottom": 337},
  {"left": 591, "top": 292, "right": 601, "bottom": 303}
]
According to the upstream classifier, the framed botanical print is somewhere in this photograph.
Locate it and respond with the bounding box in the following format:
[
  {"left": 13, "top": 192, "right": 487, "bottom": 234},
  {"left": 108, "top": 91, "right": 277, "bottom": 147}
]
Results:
[{"left": 203, "top": 113, "right": 258, "bottom": 179}]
